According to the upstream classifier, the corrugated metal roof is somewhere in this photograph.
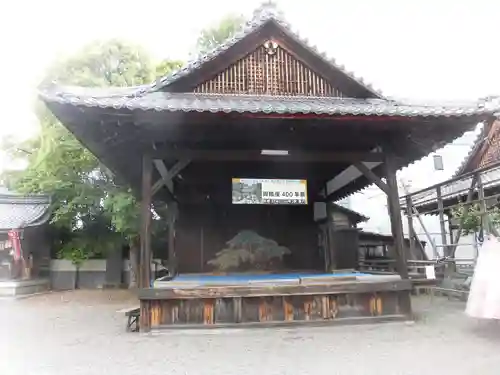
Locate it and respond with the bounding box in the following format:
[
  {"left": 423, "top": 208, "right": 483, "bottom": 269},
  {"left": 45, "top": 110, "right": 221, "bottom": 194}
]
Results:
[{"left": 39, "top": 89, "right": 494, "bottom": 118}]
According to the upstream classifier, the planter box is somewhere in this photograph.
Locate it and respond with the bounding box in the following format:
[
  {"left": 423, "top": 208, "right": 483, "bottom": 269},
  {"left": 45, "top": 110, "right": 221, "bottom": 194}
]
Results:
[{"left": 50, "top": 259, "right": 107, "bottom": 290}]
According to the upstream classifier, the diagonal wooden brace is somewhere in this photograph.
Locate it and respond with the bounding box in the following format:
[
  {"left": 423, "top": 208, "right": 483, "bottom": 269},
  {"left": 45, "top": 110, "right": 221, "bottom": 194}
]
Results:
[
  {"left": 152, "top": 158, "right": 191, "bottom": 196},
  {"left": 353, "top": 162, "right": 389, "bottom": 195}
]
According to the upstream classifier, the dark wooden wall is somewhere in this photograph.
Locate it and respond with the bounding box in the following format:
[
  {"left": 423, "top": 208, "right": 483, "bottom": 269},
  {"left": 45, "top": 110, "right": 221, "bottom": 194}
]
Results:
[{"left": 176, "top": 203, "right": 322, "bottom": 273}]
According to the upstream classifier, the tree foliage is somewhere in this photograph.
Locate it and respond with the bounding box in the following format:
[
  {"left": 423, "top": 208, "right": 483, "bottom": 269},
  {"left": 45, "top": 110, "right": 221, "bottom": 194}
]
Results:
[
  {"left": 451, "top": 203, "right": 500, "bottom": 235},
  {"left": 195, "top": 14, "right": 246, "bottom": 54},
  {"left": 42, "top": 39, "right": 156, "bottom": 87},
  {"left": 155, "top": 59, "right": 183, "bottom": 77},
  {"left": 2, "top": 13, "right": 249, "bottom": 274},
  {"left": 3, "top": 39, "right": 178, "bottom": 268}
]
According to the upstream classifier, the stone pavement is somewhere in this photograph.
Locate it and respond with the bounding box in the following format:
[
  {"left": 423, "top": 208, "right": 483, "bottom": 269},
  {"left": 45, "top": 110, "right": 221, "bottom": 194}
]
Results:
[{"left": 1, "top": 290, "right": 500, "bottom": 375}]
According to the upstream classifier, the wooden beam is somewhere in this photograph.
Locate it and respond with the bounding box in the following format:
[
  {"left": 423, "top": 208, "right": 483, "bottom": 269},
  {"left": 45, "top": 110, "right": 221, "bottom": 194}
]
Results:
[
  {"left": 325, "top": 200, "right": 335, "bottom": 272},
  {"left": 436, "top": 186, "right": 448, "bottom": 256},
  {"left": 152, "top": 158, "right": 191, "bottom": 196},
  {"left": 405, "top": 196, "right": 416, "bottom": 258},
  {"left": 140, "top": 153, "right": 153, "bottom": 289},
  {"left": 353, "top": 162, "right": 389, "bottom": 194},
  {"left": 384, "top": 153, "right": 409, "bottom": 279},
  {"left": 153, "top": 159, "right": 173, "bottom": 193},
  {"left": 168, "top": 201, "right": 179, "bottom": 276},
  {"left": 151, "top": 149, "right": 385, "bottom": 163},
  {"left": 139, "top": 153, "right": 153, "bottom": 333}
]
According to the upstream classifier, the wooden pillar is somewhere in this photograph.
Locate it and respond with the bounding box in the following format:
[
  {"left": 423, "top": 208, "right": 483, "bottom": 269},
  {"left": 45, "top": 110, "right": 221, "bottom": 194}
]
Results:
[
  {"left": 384, "top": 154, "right": 409, "bottom": 279},
  {"left": 167, "top": 201, "right": 178, "bottom": 276},
  {"left": 477, "top": 174, "right": 500, "bottom": 237},
  {"left": 325, "top": 200, "right": 336, "bottom": 272},
  {"left": 405, "top": 196, "right": 416, "bottom": 259},
  {"left": 447, "top": 213, "right": 454, "bottom": 245},
  {"left": 436, "top": 186, "right": 448, "bottom": 257},
  {"left": 139, "top": 153, "right": 153, "bottom": 333}
]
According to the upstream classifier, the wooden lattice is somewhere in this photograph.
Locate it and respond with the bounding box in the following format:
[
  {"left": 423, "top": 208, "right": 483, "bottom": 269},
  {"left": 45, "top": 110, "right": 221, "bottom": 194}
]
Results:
[
  {"left": 479, "top": 120, "right": 500, "bottom": 168},
  {"left": 194, "top": 42, "right": 343, "bottom": 97}
]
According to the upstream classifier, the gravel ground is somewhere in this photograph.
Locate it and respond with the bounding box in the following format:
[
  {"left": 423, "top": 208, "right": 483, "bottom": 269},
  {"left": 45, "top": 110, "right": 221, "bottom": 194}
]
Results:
[{"left": 1, "top": 290, "right": 500, "bottom": 375}]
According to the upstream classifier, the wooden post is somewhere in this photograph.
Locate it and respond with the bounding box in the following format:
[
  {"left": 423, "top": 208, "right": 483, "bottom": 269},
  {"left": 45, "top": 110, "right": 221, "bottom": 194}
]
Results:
[
  {"left": 436, "top": 186, "right": 448, "bottom": 257},
  {"left": 447, "top": 213, "right": 454, "bottom": 247},
  {"left": 384, "top": 153, "right": 409, "bottom": 279},
  {"left": 450, "top": 175, "right": 478, "bottom": 258},
  {"left": 477, "top": 174, "right": 500, "bottom": 237},
  {"left": 139, "top": 153, "right": 152, "bottom": 333},
  {"left": 200, "top": 226, "right": 204, "bottom": 272},
  {"left": 325, "top": 200, "right": 336, "bottom": 271},
  {"left": 168, "top": 201, "right": 178, "bottom": 276},
  {"left": 405, "top": 196, "right": 416, "bottom": 259}
]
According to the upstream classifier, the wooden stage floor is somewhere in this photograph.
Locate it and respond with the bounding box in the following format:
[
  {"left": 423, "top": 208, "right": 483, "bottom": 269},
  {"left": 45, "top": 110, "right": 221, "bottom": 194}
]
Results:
[{"left": 138, "top": 272, "right": 412, "bottom": 331}]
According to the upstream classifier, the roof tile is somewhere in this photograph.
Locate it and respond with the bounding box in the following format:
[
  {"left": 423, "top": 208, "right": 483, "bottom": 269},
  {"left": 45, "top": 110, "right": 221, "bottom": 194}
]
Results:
[
  {"left": 40, "top": 89, "right": 496, "bottom": 118},
  {"left": 0, "top": 191, "right": 51, "bottom": 230}
]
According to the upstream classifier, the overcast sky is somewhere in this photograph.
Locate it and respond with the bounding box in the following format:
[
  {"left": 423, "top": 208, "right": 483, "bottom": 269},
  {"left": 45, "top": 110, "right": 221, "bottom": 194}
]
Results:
[{"left": 1, "top": 0, "right": 499, "bottom": 244}]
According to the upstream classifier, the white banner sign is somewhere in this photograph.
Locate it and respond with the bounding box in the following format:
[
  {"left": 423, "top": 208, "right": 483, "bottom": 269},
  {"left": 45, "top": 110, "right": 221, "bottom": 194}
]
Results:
[{"left": 232, "top": 178, "right": 308, "bottom": 205}]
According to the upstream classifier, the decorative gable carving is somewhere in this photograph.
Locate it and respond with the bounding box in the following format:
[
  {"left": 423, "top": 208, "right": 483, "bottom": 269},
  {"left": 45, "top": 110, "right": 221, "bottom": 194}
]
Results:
[{"left": 194, "top": 41, "right": 344, "bottom": 97}]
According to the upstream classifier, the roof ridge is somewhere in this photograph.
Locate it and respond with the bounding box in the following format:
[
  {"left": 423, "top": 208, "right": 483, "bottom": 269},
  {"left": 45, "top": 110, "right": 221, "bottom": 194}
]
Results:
[{"left": 147, "top": 3, "right": 384, "bottom": 98}]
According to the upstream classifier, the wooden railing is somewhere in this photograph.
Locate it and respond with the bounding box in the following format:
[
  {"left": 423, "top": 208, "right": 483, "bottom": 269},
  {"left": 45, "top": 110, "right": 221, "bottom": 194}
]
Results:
[{"left": 358, "top": 258, "right": 475, "bottom": 281}]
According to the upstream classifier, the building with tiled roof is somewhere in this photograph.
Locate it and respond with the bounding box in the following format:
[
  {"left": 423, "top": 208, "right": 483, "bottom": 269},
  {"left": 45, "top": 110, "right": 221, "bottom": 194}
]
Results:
[
  {"left": 0, "top": 188, "right": 51, "bottom": 281},
  {"left": 410, "top": 116, "right": 500, "bottom": 214},
  {"left": 0, "top": 188, "right": 51, "bottom": 232}
]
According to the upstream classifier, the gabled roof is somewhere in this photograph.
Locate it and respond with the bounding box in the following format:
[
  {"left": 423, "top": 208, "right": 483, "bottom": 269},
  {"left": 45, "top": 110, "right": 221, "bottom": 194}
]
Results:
[
  {"left": 38, "top": 4, "right": 500, "bottom": 202},
  {"left": 409, "top": 117, "right": 500, "bottom": 213},
  {"left": 0, "top": 188, "right": 51, "bottom": 231},
  {"left": 146, "top": 2, "right": 383, "bottom": 98},
  {"left": 454, "top": 119, "right": 500, "bottom": 176}
]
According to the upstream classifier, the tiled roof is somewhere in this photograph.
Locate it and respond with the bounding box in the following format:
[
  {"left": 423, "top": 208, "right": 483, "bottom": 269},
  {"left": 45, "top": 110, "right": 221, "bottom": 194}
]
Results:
[
  {"left": 453, "top": 99, "right": 500, "bottom": 176},
  {"left": 40, "top": 88, "right": 495, "bottom": 118},
  {"left": 146, "top": 2, "right": 383, "bottom": 97},
  {"left": 0, "top": 190, "right": 51, "bottom": 230},
  {"left": 331, "top": 203, "right": 369, "bottom": 223}
]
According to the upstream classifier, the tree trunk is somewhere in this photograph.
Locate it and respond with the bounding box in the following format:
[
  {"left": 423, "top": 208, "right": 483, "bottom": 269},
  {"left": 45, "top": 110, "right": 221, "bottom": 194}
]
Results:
[
  {"left": 74, "top": 265, "right": 80, "bottom": 289},
  {"left": 128, "top": 239, "right": 139, "bottom": 289}
]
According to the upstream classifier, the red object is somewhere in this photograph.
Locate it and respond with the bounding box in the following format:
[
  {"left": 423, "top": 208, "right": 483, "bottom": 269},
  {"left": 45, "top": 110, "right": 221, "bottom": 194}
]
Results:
[{"left": 8, "top": 230, "right": 23, "bottom": 261}]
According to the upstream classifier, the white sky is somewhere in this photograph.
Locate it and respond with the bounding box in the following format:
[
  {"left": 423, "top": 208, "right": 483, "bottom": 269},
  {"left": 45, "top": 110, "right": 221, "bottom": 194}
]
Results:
[{"left": 1, "top": 0, "right": 499, "bottom": 247}]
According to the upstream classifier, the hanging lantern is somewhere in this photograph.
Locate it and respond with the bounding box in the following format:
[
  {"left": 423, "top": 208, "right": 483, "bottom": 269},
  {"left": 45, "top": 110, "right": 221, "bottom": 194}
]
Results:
[{"left": 433, "top": 154, "right": 444, "bottom": 171}]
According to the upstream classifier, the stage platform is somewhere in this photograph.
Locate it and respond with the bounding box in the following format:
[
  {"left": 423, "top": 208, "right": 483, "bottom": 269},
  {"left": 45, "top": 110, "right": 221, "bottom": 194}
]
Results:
[{"left": 138, "top": 272, "right": 412, "bottom": 331}]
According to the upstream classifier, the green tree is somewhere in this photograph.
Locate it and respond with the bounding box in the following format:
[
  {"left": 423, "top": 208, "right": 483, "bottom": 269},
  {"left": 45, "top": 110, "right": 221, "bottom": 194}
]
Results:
[
  {"left": 155, "top": 59, "right": 183, "bottom": 77},
  {"left": 2, "top": 12, "right": 249, "bottom": 287},
  {"left": 195, "top": 14, "right": 246, "bottom": 54},
  {"left": 3, "top": 39, "right": 179, "bottom": 287},
  {"left": 42, "top": 39, "right": 155, "bottom": 87}
]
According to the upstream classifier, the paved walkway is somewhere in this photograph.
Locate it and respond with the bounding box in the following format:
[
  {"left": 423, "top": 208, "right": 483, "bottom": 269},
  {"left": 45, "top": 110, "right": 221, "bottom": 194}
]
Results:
[{"left": 1, "top": 291, "right": 500, "bottom": 375}]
